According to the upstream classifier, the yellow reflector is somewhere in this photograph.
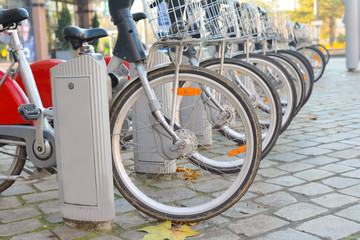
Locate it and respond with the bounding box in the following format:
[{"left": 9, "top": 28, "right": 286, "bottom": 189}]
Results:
[
  {"left": 172, "top": 88, "right": 202, "bottom": 96},
  {"left": 228, "top": 145, "right": 247, "bottom": 157}
]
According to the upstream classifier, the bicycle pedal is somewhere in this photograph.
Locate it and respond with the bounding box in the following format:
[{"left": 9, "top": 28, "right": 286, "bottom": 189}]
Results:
[{"left": 18, "top": 103, "right": 41, "bottom": 121}]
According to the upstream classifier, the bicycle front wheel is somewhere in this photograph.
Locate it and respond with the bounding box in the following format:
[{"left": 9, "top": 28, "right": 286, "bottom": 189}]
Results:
[{"left": 110, "top": 65, "right": 261, "bottom": 222}]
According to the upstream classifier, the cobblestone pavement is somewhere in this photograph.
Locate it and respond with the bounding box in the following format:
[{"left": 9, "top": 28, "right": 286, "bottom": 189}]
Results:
[{"left": 1, "top": 57, "right": 360, "bottom": 240}]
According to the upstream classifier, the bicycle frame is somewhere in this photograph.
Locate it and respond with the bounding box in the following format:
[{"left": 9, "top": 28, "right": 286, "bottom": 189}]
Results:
[{"left": 0, "top": 29, "right": 56, "bottom": 173}]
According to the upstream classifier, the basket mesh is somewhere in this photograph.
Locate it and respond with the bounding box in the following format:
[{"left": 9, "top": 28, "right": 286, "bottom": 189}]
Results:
[{"left": 143, "top": 0, "right": 240, "bottom": 40}]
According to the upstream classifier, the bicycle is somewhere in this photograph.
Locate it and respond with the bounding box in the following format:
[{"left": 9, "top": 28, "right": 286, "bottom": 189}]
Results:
[{"left": 0, "top": 4, "right": 262, "bottom": 223}]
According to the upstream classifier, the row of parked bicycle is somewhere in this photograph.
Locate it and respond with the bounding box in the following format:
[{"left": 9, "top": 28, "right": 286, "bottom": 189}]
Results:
[{"left": 0, "top": 0, "right": 329, "bottom": 223}]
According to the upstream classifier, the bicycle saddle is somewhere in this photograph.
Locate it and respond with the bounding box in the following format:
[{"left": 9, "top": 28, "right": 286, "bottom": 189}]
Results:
[
  {"left": 63, "top": 26, "right": 108, "bottom": 50},
  {"left": 0, "top": 8, "right": 28, "bottom": 29},
  {"left": 132, "top": 12, "right": 147, "bottom": 22}
]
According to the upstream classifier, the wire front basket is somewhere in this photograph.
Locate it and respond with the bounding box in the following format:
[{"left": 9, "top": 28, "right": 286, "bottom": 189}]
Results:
[
  {"left": 235, "top": 2, "right": 262, "bottom": 39},
  {"left": 142, "top": 0, "right": 240, "bottom": 41}
]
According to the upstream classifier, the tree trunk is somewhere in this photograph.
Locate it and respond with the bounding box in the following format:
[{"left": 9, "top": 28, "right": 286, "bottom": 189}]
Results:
[{"left": 329, "top": 15, "right": 336, "bottom": 47}]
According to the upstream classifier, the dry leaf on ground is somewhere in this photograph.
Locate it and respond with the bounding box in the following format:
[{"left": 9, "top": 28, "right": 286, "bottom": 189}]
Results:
[{"left": 139, "top": 221, "right": 200, "bottom": 240}]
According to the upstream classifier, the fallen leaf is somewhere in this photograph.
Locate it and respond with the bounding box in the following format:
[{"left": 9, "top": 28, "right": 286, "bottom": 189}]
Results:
[
  {"left": 181, "top": 169, "right": 200, "bottom": 181},
  {"left": 176, "top": 167, "right": 185, "bottom": 172},
  {"left": 139, "top": 221, "right": 200, "bottom": 240},
  {"left": 239, "top": 210, "right": 250, "bottom": 214}
]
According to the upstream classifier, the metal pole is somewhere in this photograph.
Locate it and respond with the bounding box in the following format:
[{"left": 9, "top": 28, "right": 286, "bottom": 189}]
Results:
[{"left": 345, "top": 0, "right": 359, "bottom": 71}]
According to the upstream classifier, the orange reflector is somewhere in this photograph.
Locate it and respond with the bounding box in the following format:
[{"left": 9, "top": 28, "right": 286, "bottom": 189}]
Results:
[
  {"left": 228, "top": 145, "right": 247, "bottom": 157},
  {"left": 264, "top": 98, "right": 269, "bottom": 103},
  {"left": 303, "top": 74, "right": 306, "bottom": 82},
  {"left": 313, "top": 55, "right": 320, "bottom": 69},
  {"left": 236, "top": 71, "right": 243, "bottom": 75},
  {"left": 172, "top": 88, "right": 202, "bottom": 96}
]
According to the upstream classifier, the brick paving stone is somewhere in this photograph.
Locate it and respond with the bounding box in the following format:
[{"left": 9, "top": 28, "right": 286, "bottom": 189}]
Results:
[
  {"left": 43, "top": 213, "right": 63, "bottom": 224},
  {"left": 254, "top": 228, "right": 321, "bottom": 240},
  {"left": 277, "top": 162, "right": 315, "bottom": 173},
  {"left": 91, "top": 236, "right": 123, "bottom": 240},
  {"left": 228, "top": 215, "right": 289, "bottom": 237},
  {"left": 310, "top": 136, "right": 343, "bottom": 144},
  {"left": 0, "top": 206, "right": 39, "bottom": 223},
  {"left": 336, "top": 204, "right": 360, "bottom": 222},
  {"left": 296, "top": 215, "right": 360, "bottom": 239},
  {"left": 339, "top": 184, "right": 360, "bottom": 198},
  {"left": 259, "top": 159, "right": 278, "bottom": 168},
  {"left": 274, "top": 137, "right": 295, "bottom": 144},
  {"left": 318, "top": 142, "right": 354, "bottom": 150},
  {"left": 11, "top": 230, "right": 57, "bottom": 240},
  {"left": 340, "top": 139, "right": 360, "bottom": 146},
  {"left": 286, "top": 134, "right": 313, "bottom": 141},
  {"left": 248, "top": 182, "right": 282, "bottom": 194},
  {"left": 0, "top": 196, "right": 22, "bottom": 210},
  {"left": 221, "top": 201, "right": 267, "bottom": 218},
  {"left": 311, "top": 193, "right": 358, "bottom": 208},
  {"left": 341, "top": 169, "right": 360, "bottom": 179},
  {"left": 1, "top": 185, "right": 35, "bottom": 196},
  {"left": 0, "top": 219, "right": 43, "bottom": 237},
  {"left": 114, "top": 212, "right": 147, "bottom": 229},
  {"left": 201, "top": 215, "right": 229, "bottom": 226},
  {"left": 288, "top": 140, "right": 318, "bottom": 148},
  {"left": 272, "top": 145, "right": 300, "bottom": 153},
  {"left": 301, "top": 156, "right": 339, "bottom": 165},
  {"left": 331, "top": 149, "right": 360, "bottom": 159},
  {"left": 266, "top": 175, "right": 305, "bottom": 187},
  {"left": 33, "top": 177, "right": 58, "bottom": 191},
  {"left": 321, "top": 176, "right": 360, "bottom": 189},
  {"left": 289, "top": 182, "right": 333, "bottom": 196},
  {"left": 306, "top": 131, "right": 328, "bottom": 137},
  {"left": 120, "top": 230, "right": 146, "bottom": 240},
  {"left": 293, "top": 169, "right": 335, "bottom": 181},
  {"left": 274, "top": 203, "right": 327, "bottom": 221},
  {"left": 38, "top": 200, "right": 60, "bottom": 214},
  {"left": 319, "top": 163, "right": 355, "bottom": 173},
  {"left": 295, "top": 146, "right": 333, "bottom": 155},
  {"left": 266, "top": 152, "right": 306, "bottom": 162},
  {"left": 339, "top": 159, "right": 360, "bottom": 167},
  {"left": 114, "top": 198, "right": 136, "bottom": 214},
  {"left": 191, "top": 228, "right": 242, "bottom": 240},
  {"left": 190, "top": 179, "right": 230, "bottom": 193},
  {"left": 255, "top": 191, "right": 297, "bottom": 208},
  {"left": 22, "top": 190, "right": 59, "bottom": 204},
  {"left": 256, "top": 168, "right": 288, "bottom": 178},
  {"left": 176, "top": 196, "right": 212, "bottom": 207},
  {"left": 52, "top": 225, "right": 92, "bottom": 240}
]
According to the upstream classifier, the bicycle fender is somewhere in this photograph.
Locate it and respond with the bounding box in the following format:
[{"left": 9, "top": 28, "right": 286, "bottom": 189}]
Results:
[
  {"left": 0, "top": 70, "right": 31, "bottom": 125},
  {"left": 15, "top": 59, "right": 64, "bottom": 108}
]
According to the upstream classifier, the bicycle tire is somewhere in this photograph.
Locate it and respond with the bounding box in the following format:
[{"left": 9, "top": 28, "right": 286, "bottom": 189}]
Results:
[
  {"left": 110, "top": 65, "right": 261, "bottom": 222},
  {"left": 0, "top": 136, "right": 26, "bottom": 193},
  {"left": 200, "top": 58, "right": 282, "bottom": 159},
  {"left": 277, "top": 50, "right": 314, "bottom": 106},
  {"left": 312, "top": 44, "right": 330, "bottom": 65},
  {"left": 233, "top": 53, "right": 297, "bottom": 134},
  {"left": 266, "top": 52, "right": 306, "bottom": 115},
  {"left": 297, "top": 46, "right": 326, "bottom": 82}
]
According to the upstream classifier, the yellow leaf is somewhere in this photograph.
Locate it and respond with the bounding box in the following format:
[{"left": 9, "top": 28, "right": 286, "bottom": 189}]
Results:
[
  {"left": 139, "top": 221, "right": 200, "bottom": 240},
  {"left": 181, "top": 168, "right": 200, "bottom": 181}
]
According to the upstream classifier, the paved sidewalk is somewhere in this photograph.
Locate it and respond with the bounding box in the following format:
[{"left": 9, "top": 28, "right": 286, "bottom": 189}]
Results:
[{"left": 1, "top": 57, "right": 360, "bottom": 240}]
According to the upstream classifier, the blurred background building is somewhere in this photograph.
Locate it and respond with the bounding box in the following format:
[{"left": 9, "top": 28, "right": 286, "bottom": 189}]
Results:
[{"left": 0, "top": 0, "right": 346, "bottom": 62}]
